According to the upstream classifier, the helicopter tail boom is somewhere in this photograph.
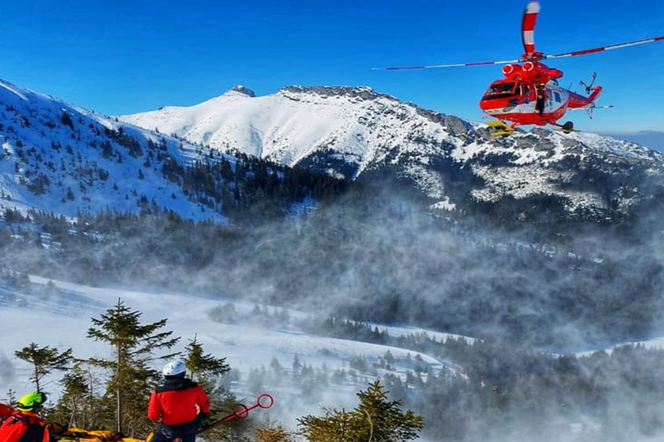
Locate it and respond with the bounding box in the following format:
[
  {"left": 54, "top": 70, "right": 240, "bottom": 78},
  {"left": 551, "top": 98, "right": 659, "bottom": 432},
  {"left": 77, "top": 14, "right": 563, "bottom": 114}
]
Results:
[{"left": 568, "top": 86, "right": 603, "bottom": 110}]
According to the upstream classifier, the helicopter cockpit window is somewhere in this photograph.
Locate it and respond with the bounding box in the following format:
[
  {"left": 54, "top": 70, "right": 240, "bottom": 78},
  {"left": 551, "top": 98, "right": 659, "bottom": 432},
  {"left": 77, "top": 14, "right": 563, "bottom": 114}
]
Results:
[
  {"left": 483, "top": 82, "right": 517, "bottom": 100},
  {"left": 489, "top": 82, "right": 516, "bottom": 94}
]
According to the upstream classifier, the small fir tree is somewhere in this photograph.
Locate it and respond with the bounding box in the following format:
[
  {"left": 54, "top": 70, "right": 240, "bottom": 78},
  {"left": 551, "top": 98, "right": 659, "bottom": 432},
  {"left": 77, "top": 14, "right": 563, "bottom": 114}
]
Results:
[
  {"left": 87, "top": 298, "right": 180, "bottom": 435},
  {"left": 60, "top": 112, "right": 74, "bottom": 129},
  {"left": 298, "top": 380, "right": 424, "bottom": 442},
  {"left": 184, "top": 334, "right": 230, "bottom": 383},
  {"left": 299, "top": 408, "right": 354, "bottom": 442},
  {"left": 254, "top": 422, "right": 295, "bottom": 442},
  {"left": 5, "top": 389, "right": 17, "bottom": 405},
  {"left": 15, "top": 342, "right": 73, "bottom": 392},
  {"left": 50, "top": 363, "right": 92, "bottom": 428}
]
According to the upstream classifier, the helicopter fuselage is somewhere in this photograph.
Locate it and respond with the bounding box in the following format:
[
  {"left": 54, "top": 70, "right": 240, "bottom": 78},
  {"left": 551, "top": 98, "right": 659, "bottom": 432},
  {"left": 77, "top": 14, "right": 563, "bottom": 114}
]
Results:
[{"left": 478, "top": 60, "right": 602, "bottom": 127}]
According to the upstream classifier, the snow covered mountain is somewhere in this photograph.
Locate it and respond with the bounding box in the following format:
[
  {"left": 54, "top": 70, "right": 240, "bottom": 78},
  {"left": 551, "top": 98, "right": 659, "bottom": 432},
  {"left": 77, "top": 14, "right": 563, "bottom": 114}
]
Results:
[
  {"left": 0, "top": 79, "right": 240, "bottom": 222},
  {"left": 2, "top": 76, "right": 662, "bottom": 225},
  {"left": 122, "top": 85, "right": 664, "bottom": 222}
]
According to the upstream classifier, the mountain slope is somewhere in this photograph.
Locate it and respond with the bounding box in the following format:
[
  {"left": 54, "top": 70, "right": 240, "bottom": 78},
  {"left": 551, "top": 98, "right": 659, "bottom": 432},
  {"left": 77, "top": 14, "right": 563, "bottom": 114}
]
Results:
[
  {"left": 0, "top": 79, "right": 342, "bottom": 224},
  {"left": 121, "top": 85, "right": 664, "bottom": 223},
  {"left": 0, "top": 79, "right": 231, "bottom": 221}
]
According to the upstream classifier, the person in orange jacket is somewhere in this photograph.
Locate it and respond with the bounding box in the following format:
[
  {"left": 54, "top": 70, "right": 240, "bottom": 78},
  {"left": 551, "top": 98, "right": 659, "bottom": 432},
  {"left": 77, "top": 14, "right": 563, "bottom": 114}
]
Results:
[
  {"left": 0, "top": 392, "right": 51, "bottom": 442},
  {"left": 147, "top": 360, "right": 210, "bottom": 442}
]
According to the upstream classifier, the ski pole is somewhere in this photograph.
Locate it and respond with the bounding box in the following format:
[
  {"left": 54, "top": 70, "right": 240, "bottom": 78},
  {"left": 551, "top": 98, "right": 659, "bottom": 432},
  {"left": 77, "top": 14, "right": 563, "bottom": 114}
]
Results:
[{"left": 198, "top": 393, "right": 274, "bottom": 434}]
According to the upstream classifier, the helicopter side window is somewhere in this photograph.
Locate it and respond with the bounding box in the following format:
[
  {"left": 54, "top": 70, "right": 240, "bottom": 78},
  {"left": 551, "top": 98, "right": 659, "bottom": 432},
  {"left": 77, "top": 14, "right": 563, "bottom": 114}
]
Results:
[{"left": 554, "top": 92, "right": 561, "bottom": 102}]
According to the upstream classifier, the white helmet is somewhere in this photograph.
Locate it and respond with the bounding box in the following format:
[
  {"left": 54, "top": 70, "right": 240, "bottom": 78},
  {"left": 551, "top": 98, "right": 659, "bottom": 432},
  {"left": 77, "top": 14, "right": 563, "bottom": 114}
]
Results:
[{"left": 162, "top": 360, "right": 186, "bottom": 377}]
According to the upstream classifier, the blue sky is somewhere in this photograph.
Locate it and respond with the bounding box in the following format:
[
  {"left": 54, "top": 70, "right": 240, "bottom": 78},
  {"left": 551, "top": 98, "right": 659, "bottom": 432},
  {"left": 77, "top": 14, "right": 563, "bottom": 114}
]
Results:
[{"left": 1, "top": 0, "right": 663, "bottom": 132}]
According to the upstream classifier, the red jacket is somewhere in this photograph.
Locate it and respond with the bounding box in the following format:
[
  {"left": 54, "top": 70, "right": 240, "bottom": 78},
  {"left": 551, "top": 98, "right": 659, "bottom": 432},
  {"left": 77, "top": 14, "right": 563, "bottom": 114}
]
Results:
[
  {"left": 0, "top": 403, "right": 12, "bottom": 417},
  {"left": 0, "top": 410, "right": 50, "bottom": 442},
  {"left": 147, "top": 378, "right": 210, "bottom": 426}
]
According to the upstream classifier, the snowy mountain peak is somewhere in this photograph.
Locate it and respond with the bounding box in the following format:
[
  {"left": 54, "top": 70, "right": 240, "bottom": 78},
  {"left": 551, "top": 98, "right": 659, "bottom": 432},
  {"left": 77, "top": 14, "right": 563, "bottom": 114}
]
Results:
[{"left": 225, "top": 84, "right": 256, "bottom": 97}]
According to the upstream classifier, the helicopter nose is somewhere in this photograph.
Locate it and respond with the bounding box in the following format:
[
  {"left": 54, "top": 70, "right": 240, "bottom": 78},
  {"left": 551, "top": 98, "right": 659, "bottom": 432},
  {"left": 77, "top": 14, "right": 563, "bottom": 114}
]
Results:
[{"left": 479, "top": 98, "right": 497, "bottom": 111}]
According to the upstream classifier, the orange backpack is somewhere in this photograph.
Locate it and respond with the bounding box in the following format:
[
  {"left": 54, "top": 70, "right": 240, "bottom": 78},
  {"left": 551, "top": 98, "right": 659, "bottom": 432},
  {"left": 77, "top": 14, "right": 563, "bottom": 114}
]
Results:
[{"left": 0, "top": 412, "right": 48, "bottom": 442}]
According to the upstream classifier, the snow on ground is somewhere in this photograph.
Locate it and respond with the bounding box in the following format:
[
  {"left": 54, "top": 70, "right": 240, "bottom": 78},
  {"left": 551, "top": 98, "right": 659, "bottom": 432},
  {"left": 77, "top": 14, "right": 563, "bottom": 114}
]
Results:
[
  {"left": 3, "top": 276, "right": 664, "bottom": 440},
  {"left": 10, "top": 276, "right": 457, "bottom": 373},
  {"left": 0, "top": 276, "right": 460, "bottom": 429}
]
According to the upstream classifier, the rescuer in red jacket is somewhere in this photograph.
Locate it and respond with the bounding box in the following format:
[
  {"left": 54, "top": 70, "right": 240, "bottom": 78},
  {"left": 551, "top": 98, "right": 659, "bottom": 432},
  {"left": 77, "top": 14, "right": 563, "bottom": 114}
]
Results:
[
  {"left": 0, "top": 392, "right": 51, "bottom": 442},
  {"left": 148, "top": 360, "right": 210, "bottom": 442}
]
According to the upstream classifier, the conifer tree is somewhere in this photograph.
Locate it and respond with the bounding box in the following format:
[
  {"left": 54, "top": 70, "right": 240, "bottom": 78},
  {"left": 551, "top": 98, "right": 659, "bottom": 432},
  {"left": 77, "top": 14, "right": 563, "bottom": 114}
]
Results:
[
  {"left": 5, "top": 389, "right": 17, "bottom": 405},
  {"left": 183, "top": 334, "right": 230, "bottom": 383},
  {"left": 15, "top": 342, "right": 73, "bottom": 392},
  {"left": 292, "top": 354, "right": 302, "bottom": 378},
  {"left": 60, "top": 111, "right": 74, "bottom": 129},
  {"left": 255, "top": 423, "right": 295, "bottom": 442},
  {"left": 50, "top": 363, "right": 97, "bottom": 428},
  {"left": 87, "top": 298, "right": 179, "bottom": 435},
  {"left": 299, "top": 408, "right": 354, "bottom": 442},
  {"left": 355, "top": 380, "right": 423, "bottom": 442},
  {"left": 60, "top": 366, "right": 88, "bottom": 427},
  {"left": 269, "top": 357, "right": 283, "bottom": 376},
  {"left": 298, "top": 380, "right": 423, "bottom": 442}
]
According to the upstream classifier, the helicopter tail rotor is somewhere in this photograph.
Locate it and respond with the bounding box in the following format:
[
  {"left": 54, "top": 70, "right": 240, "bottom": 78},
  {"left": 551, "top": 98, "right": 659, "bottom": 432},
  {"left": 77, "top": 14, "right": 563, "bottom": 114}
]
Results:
[{"left": 579, "top": 72, "right": 597, "bottom": 94}]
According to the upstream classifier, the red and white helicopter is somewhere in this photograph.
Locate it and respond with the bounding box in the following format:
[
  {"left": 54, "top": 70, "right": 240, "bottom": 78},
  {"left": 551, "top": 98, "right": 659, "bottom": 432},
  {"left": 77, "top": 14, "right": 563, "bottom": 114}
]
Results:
[{"left": 375, "top": 2, "right": 664, "bottom": 136}]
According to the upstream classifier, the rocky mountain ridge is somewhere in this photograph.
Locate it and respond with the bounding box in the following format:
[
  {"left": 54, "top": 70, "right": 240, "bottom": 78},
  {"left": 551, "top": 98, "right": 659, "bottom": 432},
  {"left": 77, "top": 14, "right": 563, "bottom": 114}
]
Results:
[{"left": 121, "top": 85, "right": 664, "bottom": 223}]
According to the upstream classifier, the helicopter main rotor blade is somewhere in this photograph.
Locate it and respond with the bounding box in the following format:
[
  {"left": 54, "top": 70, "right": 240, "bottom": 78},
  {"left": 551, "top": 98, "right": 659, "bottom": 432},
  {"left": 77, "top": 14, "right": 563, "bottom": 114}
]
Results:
[
  {"left": 543, "top": 35, "right": 664, "bottom": 60},
  {"left": 371, "top": 59, "right": 520, "bottom": 71},
  {"left": 522, "top": 1, "right": 541, "bottom": 58},
  {"left": 373, "top": 1, "right": 535, "bottom": 71}
]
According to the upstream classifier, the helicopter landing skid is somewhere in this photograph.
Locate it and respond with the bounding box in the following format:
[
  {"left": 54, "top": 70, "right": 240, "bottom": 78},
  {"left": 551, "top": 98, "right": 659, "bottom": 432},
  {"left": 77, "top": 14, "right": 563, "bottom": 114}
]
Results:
[{"left": 487, "top": 120, "right": 515, "bottom": 137}]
